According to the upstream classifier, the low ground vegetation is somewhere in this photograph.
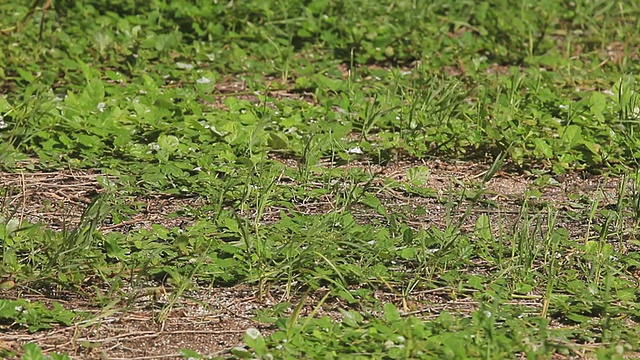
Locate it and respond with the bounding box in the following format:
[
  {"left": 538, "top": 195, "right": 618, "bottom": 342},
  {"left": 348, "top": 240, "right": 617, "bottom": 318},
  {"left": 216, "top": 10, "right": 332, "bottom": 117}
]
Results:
[{"left": 2, "top": 0, "right": 640, "bottom": 359}]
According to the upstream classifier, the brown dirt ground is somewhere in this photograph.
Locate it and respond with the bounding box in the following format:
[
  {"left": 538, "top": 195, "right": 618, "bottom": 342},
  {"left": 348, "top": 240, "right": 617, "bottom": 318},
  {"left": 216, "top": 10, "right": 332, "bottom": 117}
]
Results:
[{"left": 1, "top": 156, "right": 638, "bottom": 359}]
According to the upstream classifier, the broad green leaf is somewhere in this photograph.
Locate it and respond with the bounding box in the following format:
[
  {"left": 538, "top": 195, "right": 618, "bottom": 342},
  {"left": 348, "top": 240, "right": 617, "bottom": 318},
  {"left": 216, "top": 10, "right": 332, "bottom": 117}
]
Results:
[
  {"left": 589, "top": 91, "right": 607, "bottom": 122},
  {"left": 561, "top": 124, "right": 582, "bottom": 149},
  {"left": 158, "top": 134, "right": 180, "bottom": 152}
]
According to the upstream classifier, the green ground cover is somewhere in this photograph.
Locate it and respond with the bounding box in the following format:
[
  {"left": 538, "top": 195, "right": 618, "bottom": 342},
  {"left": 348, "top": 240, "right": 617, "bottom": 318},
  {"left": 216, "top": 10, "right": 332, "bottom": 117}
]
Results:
[{"left": 1, "top": 0, "right": 640, "bottom": 359}]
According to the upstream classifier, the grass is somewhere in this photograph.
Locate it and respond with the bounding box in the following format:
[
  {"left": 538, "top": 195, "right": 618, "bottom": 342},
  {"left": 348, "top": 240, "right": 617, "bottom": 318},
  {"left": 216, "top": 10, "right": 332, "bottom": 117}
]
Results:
[{"left": 1, "top": 0, "right": 640, "bottom": 359}]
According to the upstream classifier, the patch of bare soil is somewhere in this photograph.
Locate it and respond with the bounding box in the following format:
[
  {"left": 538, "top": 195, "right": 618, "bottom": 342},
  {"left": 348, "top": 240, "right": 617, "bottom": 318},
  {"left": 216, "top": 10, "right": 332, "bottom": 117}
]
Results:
[
  {"left": 1, "top": 286, "right": 263, "bottom": 359},
  {"left": 0, "top": 169, "right": 205, "bottom": 232},
  {"left": 262, "top": 156, "right": 627, "bottom": 243},
  {"left": 0, "top": 159, "right": 636, "bottom": 359},
  {"left": 196, "top": 76, "right": 317, "bottom": 112},
  {"left": 1, "top": 282, "right": 548, "bottom": 359}
]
